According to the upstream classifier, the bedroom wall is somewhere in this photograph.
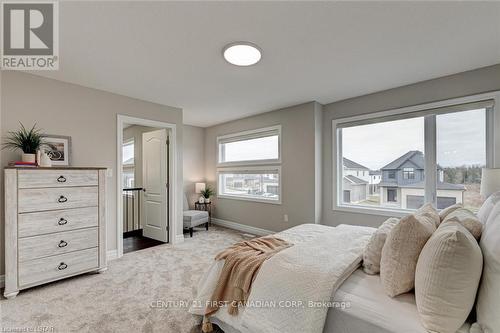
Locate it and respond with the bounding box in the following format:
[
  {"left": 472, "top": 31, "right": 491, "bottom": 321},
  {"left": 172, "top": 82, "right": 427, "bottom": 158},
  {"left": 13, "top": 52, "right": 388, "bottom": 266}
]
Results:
[
  {"left": 204, "top": 102, "right": 322, "bottom": 232},
  {"left": 183, "top": 125, "right": 205, "bottom": 209},
  {"left": 0, "top": 72, "right": 184, "bottom": 276},
  {"left": 322, "top": 64, "right": 500, "bottom": 228}
]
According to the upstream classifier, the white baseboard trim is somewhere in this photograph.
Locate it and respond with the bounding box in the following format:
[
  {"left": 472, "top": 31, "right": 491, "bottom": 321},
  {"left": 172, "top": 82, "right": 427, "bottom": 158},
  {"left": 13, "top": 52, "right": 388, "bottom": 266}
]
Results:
[
  {"left": 0, "top": 274, "right": 4, "bottom": 288},
  {"left": 107, "top": 250, "right": 118, "bottom": 261},
  {"left": 175, "top": 234, "right": 185, "bottom": 243},
  {"left": 212, "top": 218, "right": 273, "bottom": 236}
]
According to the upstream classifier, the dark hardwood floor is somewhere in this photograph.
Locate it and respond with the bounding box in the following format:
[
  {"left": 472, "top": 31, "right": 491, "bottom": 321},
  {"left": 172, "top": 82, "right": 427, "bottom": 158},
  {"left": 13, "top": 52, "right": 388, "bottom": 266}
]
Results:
[{"left": 123, "top": 230, "right": 164, "bottom": 254}]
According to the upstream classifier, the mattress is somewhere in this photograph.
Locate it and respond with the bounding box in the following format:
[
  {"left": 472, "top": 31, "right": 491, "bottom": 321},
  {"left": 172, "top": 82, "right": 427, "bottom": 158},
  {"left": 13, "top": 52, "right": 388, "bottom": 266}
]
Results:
[
  {"left": 325, "top": 268, "right": 471, "bottom": 333},
  {"left": 210, "top": 268, "right": 473, "bottom": 333}
]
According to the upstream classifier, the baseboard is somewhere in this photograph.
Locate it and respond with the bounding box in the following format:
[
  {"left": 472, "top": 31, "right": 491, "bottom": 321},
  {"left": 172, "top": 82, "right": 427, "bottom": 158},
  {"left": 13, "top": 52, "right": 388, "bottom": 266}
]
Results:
[
  {"left": 107, "top": 250, "right": 118, "bottom": 261},
  {"left": 175, "top": 234, "right": 185, "bottom": 243},
  {"left": 0, "top": 274, "right": 4, "bottom": 289},
  {"left": 211, "top": 218, "right": 273, "bottom": 236}
]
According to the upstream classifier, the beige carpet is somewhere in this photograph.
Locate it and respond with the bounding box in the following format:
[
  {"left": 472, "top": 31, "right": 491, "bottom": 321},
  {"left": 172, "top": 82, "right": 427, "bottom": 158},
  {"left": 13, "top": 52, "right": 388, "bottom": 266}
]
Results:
[{"left": 1, "top": 226, "right": 244, "bottom": 333}]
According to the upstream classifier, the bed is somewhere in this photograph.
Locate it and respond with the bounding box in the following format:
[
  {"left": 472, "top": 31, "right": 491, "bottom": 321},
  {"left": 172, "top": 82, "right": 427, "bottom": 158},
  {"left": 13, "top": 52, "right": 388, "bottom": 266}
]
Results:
[{"left": 207, "top": 268, "right": 472, "bottom": 333}]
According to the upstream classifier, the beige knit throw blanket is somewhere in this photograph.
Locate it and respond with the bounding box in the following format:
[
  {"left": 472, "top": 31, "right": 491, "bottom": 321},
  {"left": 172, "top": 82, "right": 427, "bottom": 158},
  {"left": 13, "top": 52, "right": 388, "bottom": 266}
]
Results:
[{"left": 204, "top": 236, "right": 292, "bottom": 320}]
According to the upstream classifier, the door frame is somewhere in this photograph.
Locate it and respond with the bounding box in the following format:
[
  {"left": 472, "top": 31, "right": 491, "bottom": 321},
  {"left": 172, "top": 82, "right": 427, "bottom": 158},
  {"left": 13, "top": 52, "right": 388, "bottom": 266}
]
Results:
[{"left": 116, "top": 115, "right": 179, "bottom": 259}]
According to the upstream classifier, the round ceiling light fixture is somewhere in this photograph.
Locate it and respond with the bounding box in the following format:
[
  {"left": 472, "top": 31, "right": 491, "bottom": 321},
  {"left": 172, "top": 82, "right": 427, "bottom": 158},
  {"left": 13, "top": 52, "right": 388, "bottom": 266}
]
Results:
[{"left": 222, "top": 42, "right": 262, "bottom": 66}]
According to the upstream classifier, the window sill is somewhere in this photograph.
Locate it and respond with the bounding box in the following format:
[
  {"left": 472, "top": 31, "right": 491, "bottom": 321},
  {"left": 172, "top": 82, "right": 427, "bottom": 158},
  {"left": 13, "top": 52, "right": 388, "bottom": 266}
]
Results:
[
  {"left": 218, "top": 194, "right": 282, "bottom": 205},
  {"left": 333, "top": 204, "right": 415, "bottom": 218}
]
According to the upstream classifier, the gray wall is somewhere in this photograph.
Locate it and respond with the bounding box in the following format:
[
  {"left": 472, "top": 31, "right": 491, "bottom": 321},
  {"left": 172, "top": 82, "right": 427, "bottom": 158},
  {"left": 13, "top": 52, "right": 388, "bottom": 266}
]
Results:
[
  {"left": 322, "top": 64, "right": 500, "bottom": 228},
  {"left": 204, "top": 102, "right": 321, "bottom": 232},
  {"left": 0, "top": 72, "right": 183, "bottom": 275},
  {"left": 183, "top": 125, "right": 205, "bottom": 209}
]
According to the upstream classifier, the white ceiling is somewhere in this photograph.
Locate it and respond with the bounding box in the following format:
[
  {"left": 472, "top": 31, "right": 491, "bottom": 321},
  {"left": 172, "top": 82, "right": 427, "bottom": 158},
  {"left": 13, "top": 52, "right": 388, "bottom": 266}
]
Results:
[{"left": 34, "top": 1, "right": 500, "bottom": 127}]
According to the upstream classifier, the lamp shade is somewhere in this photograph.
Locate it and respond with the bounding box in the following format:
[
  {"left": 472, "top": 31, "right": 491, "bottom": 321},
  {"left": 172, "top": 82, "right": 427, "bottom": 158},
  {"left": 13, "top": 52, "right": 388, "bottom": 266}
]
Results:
[
  {"left": 195, "top": 183, "right": 206, "bottom": 194},
  {"left": 480, "top": 168, "right": 500, "bottom": 198}
]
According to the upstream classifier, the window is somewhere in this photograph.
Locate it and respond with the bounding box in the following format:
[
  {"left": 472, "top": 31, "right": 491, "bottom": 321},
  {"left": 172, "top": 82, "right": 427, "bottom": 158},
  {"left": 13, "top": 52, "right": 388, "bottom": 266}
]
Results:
[
  {"left": 217, "top": 126, "right": 282, "bottom": 203},
  {"left": 122, "top": 139, "right": 135, "bottom": 189},
  {"left": 218, "top": 167, "right": 281, "bottom": 203},
  {"left": 403, "top": 168, "right": 415, "bottom": 179},
  {"left": 218, "top": 126, "right": 280, "bottom": 165},
  {"left": 335, "top": 99, "right": 494, "bottom": 214}
]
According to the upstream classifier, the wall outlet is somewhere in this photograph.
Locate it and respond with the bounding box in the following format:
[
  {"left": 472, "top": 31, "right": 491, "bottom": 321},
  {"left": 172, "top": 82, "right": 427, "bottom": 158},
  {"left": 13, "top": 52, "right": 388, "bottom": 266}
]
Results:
[{"left": 283, "top": 214, "right": 289, "bottom": 222}]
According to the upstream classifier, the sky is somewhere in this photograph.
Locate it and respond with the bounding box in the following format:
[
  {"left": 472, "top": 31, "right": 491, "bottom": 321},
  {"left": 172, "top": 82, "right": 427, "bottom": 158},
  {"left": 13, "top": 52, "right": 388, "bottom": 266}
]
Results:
[{"left": 342, "top": 109, "right": 486, "bottom": 170}]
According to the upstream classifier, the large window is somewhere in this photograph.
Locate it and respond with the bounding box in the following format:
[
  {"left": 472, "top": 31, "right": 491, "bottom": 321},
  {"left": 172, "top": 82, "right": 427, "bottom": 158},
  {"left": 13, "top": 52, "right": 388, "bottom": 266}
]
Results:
[
  {"left": 217, "top": 126, "right": 281, "bottom": 203},
  {"left": 335, "top": 99, "right": 494, "bottom": 214}
]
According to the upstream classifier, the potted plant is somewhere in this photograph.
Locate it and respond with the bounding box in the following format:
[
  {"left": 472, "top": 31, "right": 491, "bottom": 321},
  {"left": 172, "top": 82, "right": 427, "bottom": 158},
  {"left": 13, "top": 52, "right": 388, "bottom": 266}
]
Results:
[
  {"left": 2, "top": 123, "right": 44, "bottom": 163},
  {"left": 200, "top": 186, "right": 216, "bottom": 203}
]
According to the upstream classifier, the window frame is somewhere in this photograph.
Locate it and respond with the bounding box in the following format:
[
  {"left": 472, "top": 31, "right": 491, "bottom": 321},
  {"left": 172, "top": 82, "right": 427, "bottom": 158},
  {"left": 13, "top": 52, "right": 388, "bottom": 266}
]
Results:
[
  {"left": 403, "top": 168, "right": 415, "bottom": 180},
  {"left": 216, "top": 166, "right": 282, "bottom": 205},
  {"left": 216, "top": 125, "right": 282, "bottom": 205},
  {"left": 332, "top": 92, "right": 499, "bottom": 217},
  {"left": 216, "top": 125, "right": 282, "bottom": 167}
]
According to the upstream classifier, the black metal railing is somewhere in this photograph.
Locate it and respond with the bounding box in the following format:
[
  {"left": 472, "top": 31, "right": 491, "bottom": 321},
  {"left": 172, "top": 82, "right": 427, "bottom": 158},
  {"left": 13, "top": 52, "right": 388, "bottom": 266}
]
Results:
[{"left": 123, "top": 187, "right": 143, "bottom": 234}]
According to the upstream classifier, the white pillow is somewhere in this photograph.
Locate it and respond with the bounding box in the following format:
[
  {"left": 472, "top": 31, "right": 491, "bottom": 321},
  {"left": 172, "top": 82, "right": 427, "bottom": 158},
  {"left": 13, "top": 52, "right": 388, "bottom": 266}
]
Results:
[
  {"left": 380, "top": 212, "right": 436, "bottom": 297},
  {"left": 363, "top": 217, "right": 399, "bottom": 275},
  {"left": 477, "top": 191, "right": 500, "bottom": 225},
  {"left": 476, "top": 201, "right": 500, "bottom": 333},
  {"left": 439, "top": 203, "right": 463, "bottom": 222},
  {"left": 415, "top": 221, "right": 483, "bottom": 333},
  {"left": 441, "top": 208, "right": 482, "bottom": 240}
]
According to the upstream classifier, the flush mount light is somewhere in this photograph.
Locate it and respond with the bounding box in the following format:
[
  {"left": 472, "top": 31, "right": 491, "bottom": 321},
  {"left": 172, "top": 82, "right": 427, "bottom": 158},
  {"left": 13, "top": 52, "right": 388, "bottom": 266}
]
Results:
[{"left": 223, "top": 42, "right": 262, "bottom": 66}]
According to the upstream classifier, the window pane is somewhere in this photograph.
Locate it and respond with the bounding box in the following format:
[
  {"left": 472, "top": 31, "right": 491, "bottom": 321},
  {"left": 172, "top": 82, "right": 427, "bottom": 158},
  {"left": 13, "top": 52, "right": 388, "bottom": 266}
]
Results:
[
  {"left": 437, "top": 109, "right": 486, "bottom": 212},
  {"left": 123, "top": 141, "right": 134, "bottom": 165},
  {"left": 219, "top": 172, "right": 280, "bottom": 201},
  {"left": 220, "top": 135, "right": 279, "bottom": 163},
  {"left": 341, "top": 117, "right": 425, "bottom": 210}
]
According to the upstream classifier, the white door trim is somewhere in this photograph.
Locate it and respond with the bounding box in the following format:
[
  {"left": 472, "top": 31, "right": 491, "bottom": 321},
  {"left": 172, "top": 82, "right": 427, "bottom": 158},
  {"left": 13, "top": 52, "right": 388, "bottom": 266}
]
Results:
[{"left": 116, "top": 115, "right": 179, "bottom": 259}]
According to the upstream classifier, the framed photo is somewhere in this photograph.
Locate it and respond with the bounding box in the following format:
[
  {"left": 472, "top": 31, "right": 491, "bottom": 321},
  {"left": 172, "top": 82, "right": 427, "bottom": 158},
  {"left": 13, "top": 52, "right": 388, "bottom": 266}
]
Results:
[{"left": 42, "top": 135, "right": 72, "bottom": 166}]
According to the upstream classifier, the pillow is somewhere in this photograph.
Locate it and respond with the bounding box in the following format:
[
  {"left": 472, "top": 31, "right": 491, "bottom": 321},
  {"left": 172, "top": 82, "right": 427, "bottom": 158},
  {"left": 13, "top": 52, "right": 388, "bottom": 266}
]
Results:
[
  {"left": 417, "top": 203, "right": 440, "bottom": 227},
  {"left": 380, "top": 212, "right": 436, "bottom": 297},
  {"left": 439, "top": 203, "right": 463, "bottom": 222},
  {"left": 476, "top": 201, "right": 500, "bottom": 333},
  {"left": 415, "top": 221, "right": 483, "bottom": 333},
  {"left": 441, "top": 208, "right": 482, "bottom": 240},
  {"left": 363, "top": 217, "right": 399, "bottom": 275},
  {"left": 477, "top": 191, "right": 500, "bottom": 225}
]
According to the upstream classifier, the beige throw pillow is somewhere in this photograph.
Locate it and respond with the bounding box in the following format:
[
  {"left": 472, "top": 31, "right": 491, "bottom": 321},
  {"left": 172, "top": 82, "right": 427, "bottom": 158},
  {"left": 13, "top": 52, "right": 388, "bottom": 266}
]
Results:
[
  {"left": 380, "top": 212, "right": 436, "bottom": 297},
  {"left": 415, "top": 222, "right": 483, "bottom": 333},
  {"left": 363, "top": 217, "right": 400, "bottom": 275},
  {"left": 439, "top": 203, "right": 463, "bottom": 222},
  {"left": 441, "top": 208, "right": 482, "bottom": 240},
  {"left": 417, "top": 203, "right": 441, "bottom": 227}
]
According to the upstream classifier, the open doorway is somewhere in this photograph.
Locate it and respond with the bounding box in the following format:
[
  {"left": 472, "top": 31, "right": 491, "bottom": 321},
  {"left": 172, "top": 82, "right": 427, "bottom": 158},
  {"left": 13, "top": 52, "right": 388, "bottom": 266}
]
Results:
[{"left": 117, "top": 115, "right": 178, "bottom": 257}]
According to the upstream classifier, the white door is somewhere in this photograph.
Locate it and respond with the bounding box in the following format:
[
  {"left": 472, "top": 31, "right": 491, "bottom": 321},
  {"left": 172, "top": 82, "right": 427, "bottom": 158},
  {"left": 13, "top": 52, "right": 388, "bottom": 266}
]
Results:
[{"left": 142, "top": 129, "right": 169, "bottom": 242}]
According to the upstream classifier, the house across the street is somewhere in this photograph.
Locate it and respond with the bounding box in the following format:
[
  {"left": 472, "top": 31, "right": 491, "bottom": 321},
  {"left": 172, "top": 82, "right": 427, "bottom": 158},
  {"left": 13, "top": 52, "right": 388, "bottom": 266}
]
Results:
[{"left": 378, "top": 151, "right": 465, "bottom": 209}]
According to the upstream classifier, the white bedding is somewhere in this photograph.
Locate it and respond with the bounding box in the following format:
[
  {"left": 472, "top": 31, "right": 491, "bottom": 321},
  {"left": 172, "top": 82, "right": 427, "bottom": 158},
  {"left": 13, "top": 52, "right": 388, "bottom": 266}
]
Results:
[
  {"left": 190, "top": 223, "right": 375, "bottom": 333},
  {"left": 326, "top": 269, "right": 473, "bottom": 333}
]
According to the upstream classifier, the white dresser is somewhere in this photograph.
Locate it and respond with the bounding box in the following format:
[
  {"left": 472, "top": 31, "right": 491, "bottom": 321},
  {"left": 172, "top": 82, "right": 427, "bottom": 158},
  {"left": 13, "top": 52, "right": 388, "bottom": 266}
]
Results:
[{"left": 4, "top": 167, "right": 107, "bottom": 299}]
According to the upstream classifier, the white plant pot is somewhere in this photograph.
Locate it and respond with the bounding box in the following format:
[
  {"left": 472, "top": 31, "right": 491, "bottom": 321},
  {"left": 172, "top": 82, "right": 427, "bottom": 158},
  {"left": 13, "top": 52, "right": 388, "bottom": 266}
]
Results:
[
  {"left": 22, "top": 153, "right": 36, "bottom": 163},
  {"left": 205, "top": 198, "right": 211, "bottom": 203}
]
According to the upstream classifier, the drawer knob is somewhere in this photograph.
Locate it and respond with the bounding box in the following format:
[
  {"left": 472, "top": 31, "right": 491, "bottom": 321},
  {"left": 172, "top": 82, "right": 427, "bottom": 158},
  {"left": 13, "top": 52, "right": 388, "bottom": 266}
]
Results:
[
  {"left": 57, "top": 175, "right": 67, "bottom": 183},
  {"left": 58, "top": 218, "right": 68, "bottom": 225},
  {"left": 58, "top": 240, "right": 68, "bottom": 248},
  {"left": 58, "top": 195, "right": 68, "bottom": 203},
  {"left": 58, "top": 262, "right": 68, "bottom": 270}
]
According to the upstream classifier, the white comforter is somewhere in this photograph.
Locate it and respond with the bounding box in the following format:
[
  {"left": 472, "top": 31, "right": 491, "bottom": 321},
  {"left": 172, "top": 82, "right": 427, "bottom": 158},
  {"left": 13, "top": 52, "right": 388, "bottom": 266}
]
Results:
[{"left": 190, "top": 223, "right": 375, "bottom": 333}]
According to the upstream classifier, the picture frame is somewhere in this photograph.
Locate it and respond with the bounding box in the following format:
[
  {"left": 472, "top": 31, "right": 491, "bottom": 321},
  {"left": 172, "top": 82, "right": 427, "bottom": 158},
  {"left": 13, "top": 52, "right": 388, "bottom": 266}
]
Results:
[{"left": 41, "top": 135, "right": 72, "bottom": 166}]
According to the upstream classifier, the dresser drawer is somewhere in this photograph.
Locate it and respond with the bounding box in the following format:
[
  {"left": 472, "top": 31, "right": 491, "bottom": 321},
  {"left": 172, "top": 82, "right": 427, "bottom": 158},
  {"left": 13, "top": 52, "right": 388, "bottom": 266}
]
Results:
[
  {"left": 19, "top": 228, "right": 98, "bottom": 262},
  {"left": 18, "top": 187, "right": 98, "bottom": 213},
  {"left": 18, "top": 170, "right": 98, "bottom": 189},
  {"left": 19, "top": 248, "right": 98, "bottom": 287},
  {"left": 18, "top": 207, "right": 98, "bottom": 238}
]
